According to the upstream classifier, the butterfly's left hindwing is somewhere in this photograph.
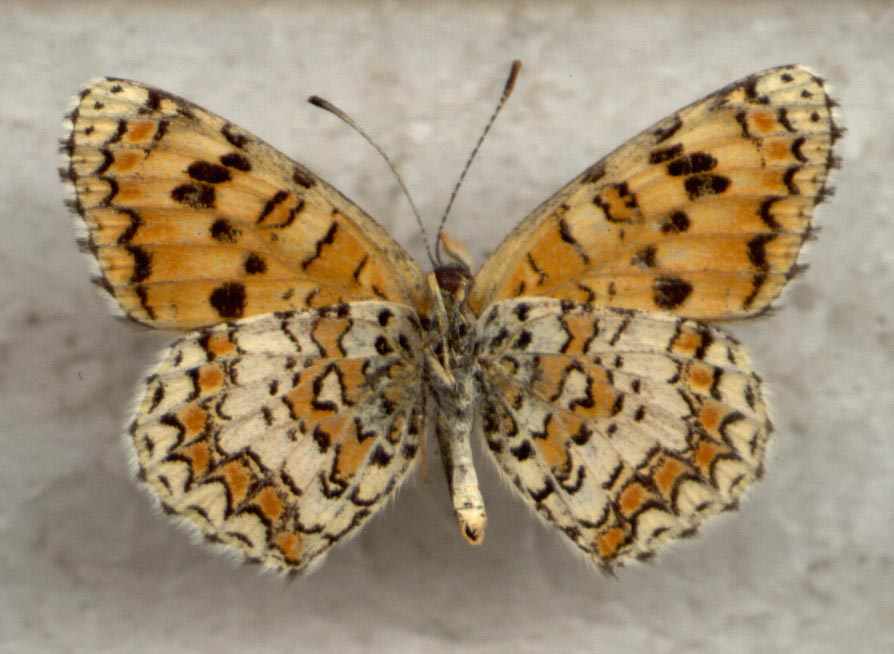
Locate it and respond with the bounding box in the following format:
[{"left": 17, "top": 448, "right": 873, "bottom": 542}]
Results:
[
  {"left": 130, "top": 302, "right": 424, "bottom": 573},
  {"left": 477, "top": 299, "right": 769, "bottom": 565}
]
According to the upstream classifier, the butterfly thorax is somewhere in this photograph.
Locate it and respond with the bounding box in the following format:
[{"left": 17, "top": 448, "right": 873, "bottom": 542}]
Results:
[{"left": 427, "top": 263, "right": 488, "bottom": 544}]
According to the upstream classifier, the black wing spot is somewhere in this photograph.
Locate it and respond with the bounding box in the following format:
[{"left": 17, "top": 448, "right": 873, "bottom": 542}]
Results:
[
  {"left": 653, "top": 276, "right": 693, "bottom": 309},
  {"left": 758, "top": 198, "right": 783, "bottom": 230},
  {"left": 220, "top": 152, "right": 252, "bottom": 171},
  {"left": 649, "top": 143, "right": 684, "bottom": 164},
  {"left": 188, "top": 161, "right": 231, "bottom": 184},
  {"left": 511, "top": 440, "right": 534, "bottom": 461},
  {"left": 377, "top": 308, "right": 394, "bottom": 326},
  {"left": 221, "top": 123, "right": 248, "bottom": 148},
  {"left": 374, "top": 336, "right": 393, "bottom": 355},
  {"left": 653, "top": 115, "right": 683, "bottom": 143},
  {"left": 210, "top": 218, "right": 241, "bottom": 243},
  {"left": 171, "top": 182, "right": 215, "bottom": 208},
  {"left": 581, "top": 162, "right": 606, "bottom": 184},
  {"left": 209, "top": 283, "right": 246, "bottom": 318},
  {"left": 791, "top": 136, "right": 808, "bottom": 163},
  {"left": 244, "top": 253, "right": 268, "bottom": 275},
  {"left": 631, "top": 244, "right": 657, "bottom": 269},
  {"left": 660, "top": 210, "right": 690, "bottom": 233},
  {"left": 292, "top": 165, "right": 316, "bottom": 188},
  {"left": 667, "top": 152, "right": 717, "bottom": 177},
  {"left": 684, "top": 174, "right": 730, "bottom": 199},
  {"left": 370, "top": 446, "right": 393, "bottom": 467},
  {"left": 513, "top": 330, "right": 533, "bottom": 350}
]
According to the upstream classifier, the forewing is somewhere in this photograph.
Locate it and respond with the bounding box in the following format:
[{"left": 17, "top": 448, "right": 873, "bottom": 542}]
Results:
[
  {"left": 478, "top": 299, "right": 769, "bottom": 567},
  {"left": 62, "top": 78, "right": 428, "bottom": 329},
  {"left": 129, "top": 302, "right": 424, "bottom": 574},
  {"left": 470, "top": 66, "right": 841, "bottom": 320}
]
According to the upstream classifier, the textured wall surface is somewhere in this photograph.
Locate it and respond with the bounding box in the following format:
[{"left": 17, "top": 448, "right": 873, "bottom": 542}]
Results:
[{"left": 2, "top": 2, "right": 892, "bottom": 652}]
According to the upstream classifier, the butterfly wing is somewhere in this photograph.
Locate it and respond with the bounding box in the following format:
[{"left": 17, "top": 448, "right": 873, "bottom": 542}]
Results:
[
  {"left": 130, "top": 302, "right": 424, "bottom": 573},
  {"left": 478, "top": 298, "right": 769, "bottom": 567},
  {"left": 469, "top": 65, "right": 841, "bottom": 321},
  {"left": 62, "top": 78, "right": 429, "bottom": 330}
]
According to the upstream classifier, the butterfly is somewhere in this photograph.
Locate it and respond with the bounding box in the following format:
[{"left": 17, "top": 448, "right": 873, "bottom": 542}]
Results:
[{"left": 60, "top": 63, "right": 841, "bottom": 575}]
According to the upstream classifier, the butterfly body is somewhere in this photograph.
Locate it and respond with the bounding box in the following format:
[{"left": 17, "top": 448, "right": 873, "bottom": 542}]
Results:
[{"left": 61, "top": 66, "right": 840, "bottom": 575}]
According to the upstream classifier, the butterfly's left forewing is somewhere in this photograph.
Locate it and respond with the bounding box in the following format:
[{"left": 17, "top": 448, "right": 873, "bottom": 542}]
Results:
[{"left": 62, "top": 78, "right": 429, "bottom": 330}]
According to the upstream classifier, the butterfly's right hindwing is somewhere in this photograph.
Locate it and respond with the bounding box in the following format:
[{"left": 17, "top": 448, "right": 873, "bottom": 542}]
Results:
[{"left": 477, "top": 299, "right": 770, "bottom": 567}]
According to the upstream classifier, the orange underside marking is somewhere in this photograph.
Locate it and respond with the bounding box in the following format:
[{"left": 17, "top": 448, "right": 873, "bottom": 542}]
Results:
[
  {"left": 113, "top": 178, "right": 147, "bottom": 205},
  {"left": 125, "top": 120, "right": 156, "bottom": 143},
  {"left": 253, "top": 486, "right": 285, "bottom": 523},
  {"left": 179, "top": 404, "right": 207, "bottom": 436},
  {"left": 311, "top": 317, "right": 349, "bottom": 358},
  {"left": 597, "top": 184, "right": 639, "bottom": 222},
  {"left": 529, "top": 224, "right": 589, "bottom": 282},
  {"left": 764, "top": 138, "right": 793, "bottom": 163},
  {"left": 671, "top": 328, "right": 705, "bottom": 357},
  {"left": 751, "top": 111, "right": 777, "bottom": 134},
  {"left": 273, "top": 532, "right": 302, "bottom": 563},
  {"left": 112, "top": 149, "right": 144, "bottom": 173},
  {"left": 686, "top": 362, "right": 714, "bottom": 393},
  {"left": 333, "top": 422, "right": 376, "bottom": 484},
  {"left": 198, "top": 364, "right": 225, "bottom": 394},
  {"left": 561, "top": 313, "right": 597, "bottom": 356},
  {"left": 652, "top": 456, "right": 691, "bottom": 498},
  {"left": 536, "top": 416, "right": 571, "bottom": 473},
  {"left": 206, "top": 332, "right": 237, "bottom": 357},
  {"left": 284, "top": 376, "right": 336, "bottom": 421},
  {"left": 618, "top": 482, "right": 648, "bottom": 518},
  {"left": 693, "top": 438, "right": 730, "bottom": 474},
  {"left": 183, "top": 439, "right": 211, "bottom": 477},
  {"left": 698, "top": 400, "right": 723, "bottom": 434},
  {"left": 597, "top": 527, "right": 628, "bottom": 559},
  {"left": 577, "top": 369, "right": 621, "bottom": 420},
  {"left": 215, "top": 460, "right": 252, "bottom": 506},
  {"left": 335, "top": 359, "right": 369, "bottom": 405},
  {"left": 533, "top": 357, "right": 618, "bottom": 420},
  {"left": 531, "top": 356, "right": 568, "bottom": 399}
]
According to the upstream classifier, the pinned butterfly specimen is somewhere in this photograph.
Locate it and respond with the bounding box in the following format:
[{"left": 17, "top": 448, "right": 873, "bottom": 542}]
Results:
[{"left": 61, "top": 62, "right": 841, "bottom": 575}]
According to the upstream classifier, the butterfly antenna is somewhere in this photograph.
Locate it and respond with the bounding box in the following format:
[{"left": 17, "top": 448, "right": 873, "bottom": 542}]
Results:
[
  {"left": 435, "top": 60, "right": 522, "bottom": 264},
  {"left": 308, "top": 95, "right": 437, "bottom": 267}
]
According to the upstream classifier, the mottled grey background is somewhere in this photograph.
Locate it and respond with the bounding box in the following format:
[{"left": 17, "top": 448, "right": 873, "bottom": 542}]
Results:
[{"left": 2, "top": 2, "right": 892, "bottom": 653}]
